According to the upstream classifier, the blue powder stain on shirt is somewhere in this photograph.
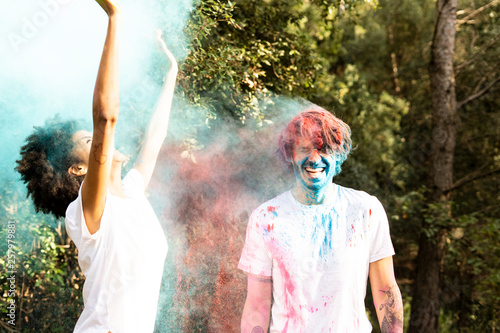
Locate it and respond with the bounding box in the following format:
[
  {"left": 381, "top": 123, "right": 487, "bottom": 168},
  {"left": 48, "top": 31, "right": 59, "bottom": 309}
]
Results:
[
  {"left": 311, "top": 210, "right": 338, "bottom": 261},
  {"left": 319, "top": 213, "right": 334, "bottom": 259}
]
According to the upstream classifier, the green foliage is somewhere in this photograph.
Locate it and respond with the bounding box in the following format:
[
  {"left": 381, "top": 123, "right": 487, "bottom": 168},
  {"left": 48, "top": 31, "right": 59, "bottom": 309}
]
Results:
[
  {"left": 326, "top": 65, "right": 410, "bottom": 195},
  {"left": 439, "top": 213, "right": 500, "bottom": 332},
  {"left": 0, "top": 178, "right": 83, "bottom": 332},
  {"left": 178, "top": 0, "right": 367, "bottom": 126}
]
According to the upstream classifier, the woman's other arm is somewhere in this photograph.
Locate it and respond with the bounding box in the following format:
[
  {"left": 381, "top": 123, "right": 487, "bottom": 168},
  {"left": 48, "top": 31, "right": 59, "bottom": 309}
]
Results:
[{"left": 134, "top": 30, "right": 178, "bottom": 188}]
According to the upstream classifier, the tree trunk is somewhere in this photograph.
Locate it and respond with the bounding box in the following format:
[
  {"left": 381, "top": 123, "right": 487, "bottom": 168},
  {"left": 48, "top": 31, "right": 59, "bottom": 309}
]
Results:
[{"left": 409, "top": 0, "right": 458, "bottom": 332}]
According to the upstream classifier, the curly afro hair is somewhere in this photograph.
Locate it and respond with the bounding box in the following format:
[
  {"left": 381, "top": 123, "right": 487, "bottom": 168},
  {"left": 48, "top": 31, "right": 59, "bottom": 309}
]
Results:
[
  {"left": 278, "top": 107, "right": 352, "bottom": 175},
  {"left": 16, "top": 118, "right": 86, "bottom": 219}
]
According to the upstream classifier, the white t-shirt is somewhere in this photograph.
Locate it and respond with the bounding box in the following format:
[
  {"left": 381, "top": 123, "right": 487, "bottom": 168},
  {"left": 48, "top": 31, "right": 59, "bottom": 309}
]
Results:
[
  {"left": 65, "top": 169, "right": 168, "bottom": 333},
  {"left": 238, "top": 184, "right": 395, "bottom": 333}
]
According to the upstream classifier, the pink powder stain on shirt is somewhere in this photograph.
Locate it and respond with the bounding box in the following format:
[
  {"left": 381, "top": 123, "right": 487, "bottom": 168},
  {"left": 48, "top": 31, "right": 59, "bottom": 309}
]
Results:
[
  {"left": 278, "top": 260, "right": 295, "bottom": 295},
  {"left": 282, "top": 319, "right": 289, "bottom": 333},
  {"left": 276, "top": 259, "right": 301, "bottom": 326}
]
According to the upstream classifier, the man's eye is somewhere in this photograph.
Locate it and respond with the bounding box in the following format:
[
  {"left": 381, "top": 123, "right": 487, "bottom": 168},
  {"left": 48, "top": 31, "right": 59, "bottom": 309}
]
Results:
[{"left": 320, "top": 147, "right": 329, "bottom": 154}]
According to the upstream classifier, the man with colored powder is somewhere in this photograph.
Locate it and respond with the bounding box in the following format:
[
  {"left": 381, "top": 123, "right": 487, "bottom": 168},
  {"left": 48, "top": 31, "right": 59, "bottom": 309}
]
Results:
[{"left": 239, "top": 108, "right": 403, "bottom": 332}]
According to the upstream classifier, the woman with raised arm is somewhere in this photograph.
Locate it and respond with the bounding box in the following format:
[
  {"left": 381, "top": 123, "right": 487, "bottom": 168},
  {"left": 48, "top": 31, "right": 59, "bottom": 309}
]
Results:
[{"left": 15, "top": 0, "right": 178, "bottom": 331}]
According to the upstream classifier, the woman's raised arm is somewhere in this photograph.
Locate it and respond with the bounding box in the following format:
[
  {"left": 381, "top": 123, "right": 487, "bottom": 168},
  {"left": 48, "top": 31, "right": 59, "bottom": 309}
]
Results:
[
  {"left": 81, "top": 0, "right": 122, "bottom": 234},
  {"left": 134, "top": 30, "right": 178, "bottom": 188}
]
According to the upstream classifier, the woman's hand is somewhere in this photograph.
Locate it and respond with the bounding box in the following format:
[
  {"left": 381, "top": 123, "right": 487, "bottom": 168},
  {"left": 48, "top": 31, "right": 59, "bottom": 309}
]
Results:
[
  {"left": 95, "top": 0, "right": 121, "bottom": 17},
  {"left": 156, "top": 29, "right": 178, "bottom": 72}
]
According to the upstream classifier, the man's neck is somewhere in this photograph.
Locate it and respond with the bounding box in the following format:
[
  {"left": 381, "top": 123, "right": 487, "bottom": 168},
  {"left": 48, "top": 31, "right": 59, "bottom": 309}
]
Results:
[{"left": 291, "top": 182, "right": 335, "bottom": 206}]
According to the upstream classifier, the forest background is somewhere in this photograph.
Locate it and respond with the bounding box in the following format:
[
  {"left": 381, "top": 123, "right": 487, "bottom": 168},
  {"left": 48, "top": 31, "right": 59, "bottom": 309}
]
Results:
[{"left": 0, "top": 0, "right": 498, "bottom": 332}]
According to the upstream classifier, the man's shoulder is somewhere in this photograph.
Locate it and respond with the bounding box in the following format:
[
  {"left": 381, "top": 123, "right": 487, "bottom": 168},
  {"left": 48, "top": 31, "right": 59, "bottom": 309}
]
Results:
[
  {"left": 336, "top": 183, "right": 371, "bottom": 198},
  {"left": 335, "top": 184, "right": 381, "bottom": 208},
  {"left": 251, "top": 190, "right": 292, "bottom": 217}
]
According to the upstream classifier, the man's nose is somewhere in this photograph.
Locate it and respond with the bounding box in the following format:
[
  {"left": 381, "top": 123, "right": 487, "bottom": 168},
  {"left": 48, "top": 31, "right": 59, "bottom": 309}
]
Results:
[{"left": 309, "top": 149, "right": 321, "bottom": 163}]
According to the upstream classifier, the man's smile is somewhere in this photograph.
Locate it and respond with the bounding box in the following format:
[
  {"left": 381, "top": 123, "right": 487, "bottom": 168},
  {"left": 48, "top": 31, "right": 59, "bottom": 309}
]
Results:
[{"left": 304, "top": 166, "right": 326, "bottom": 176}]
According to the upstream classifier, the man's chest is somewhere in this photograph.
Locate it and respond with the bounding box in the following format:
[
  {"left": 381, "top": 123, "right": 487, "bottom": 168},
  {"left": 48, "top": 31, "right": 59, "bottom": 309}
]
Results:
[{"left": 262, "top": 208, "right": 370, "bottom": 279}]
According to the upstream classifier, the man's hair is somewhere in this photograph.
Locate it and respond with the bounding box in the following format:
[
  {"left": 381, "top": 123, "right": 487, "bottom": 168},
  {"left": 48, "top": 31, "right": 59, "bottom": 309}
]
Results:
[
  {"left": 15, "top": 118, "right": 85, "bottom": 219},
  {"left": 278, "top": 107, "right": 352, "bottom": 173}
]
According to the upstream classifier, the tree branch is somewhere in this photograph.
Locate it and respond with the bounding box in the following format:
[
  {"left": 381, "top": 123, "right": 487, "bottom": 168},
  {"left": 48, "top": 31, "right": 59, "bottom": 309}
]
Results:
[
  {"left": 472, "top": 203, "right": 500, "bottom": 215},
  {"left": 388, "top": 25, "right": 401, "bottom": 94},
  {"left": 0, "top": 320, "right": 17, "bottom": 333},
  {"left": 446, "top": 164, "right": 500, "bottom": 193},
  {"left": 456, "top": 0, "right": 500, "bottom": 26},
  {"left": 457, "top": 76, "right": 500, "bottom": 109},
  {"left": 455, "top": 35, "right": 499, "bottom": 72}
]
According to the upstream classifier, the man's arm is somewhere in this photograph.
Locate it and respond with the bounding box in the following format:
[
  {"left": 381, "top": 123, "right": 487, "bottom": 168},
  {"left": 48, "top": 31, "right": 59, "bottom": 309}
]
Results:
[
  {"left": 81, "top": 0, "right": 121, "bottom": 234},
  {"left": 133, "top": 30, "right": 178, "bottom": 188},
  {"left": 369, "top": 256, "right": 403, "bottom": 333},
  {"left": 241, "top": 274, "right": 272, "bottom": 333}
]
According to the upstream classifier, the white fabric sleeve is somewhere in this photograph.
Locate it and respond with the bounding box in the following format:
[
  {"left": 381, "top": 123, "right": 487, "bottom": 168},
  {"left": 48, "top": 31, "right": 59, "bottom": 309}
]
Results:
[
  {"left": 368, "top": 197, "right": 395, "bottom": 263},
  {"left": 65, "top": 185, "right": 110, "bottom": 274},
  {"left": 238, "top": 210, "right": 273, "bottom": 277},
  {"left": 65, "top": 185, "right": 104, "bottom": 246}
]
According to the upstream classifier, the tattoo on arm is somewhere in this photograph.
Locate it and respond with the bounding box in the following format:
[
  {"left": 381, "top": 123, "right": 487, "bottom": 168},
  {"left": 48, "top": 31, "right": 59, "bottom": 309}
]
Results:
[
  {"left": 92, "top": 143, "right": 108, "bottom": 164},
  {"left": 248, "top": 275, "right": 272, "bottom": 283},
  {"left": 251, "top": 326, "right": 264, "bottom": 333},
  {"left": 379, "top": 285, "right": 403, "bottom": 333}
]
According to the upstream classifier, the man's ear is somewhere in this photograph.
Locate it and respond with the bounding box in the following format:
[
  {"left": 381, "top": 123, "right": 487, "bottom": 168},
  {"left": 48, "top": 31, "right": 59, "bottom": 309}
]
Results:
[{"left": 68, "top": 164, "right": 88, "bottom": 177}]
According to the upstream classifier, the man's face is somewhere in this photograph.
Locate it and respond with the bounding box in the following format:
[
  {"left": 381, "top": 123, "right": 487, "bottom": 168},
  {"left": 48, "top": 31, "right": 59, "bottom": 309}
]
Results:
[{"left": 291, "top": 136, "right": 338, "bottom": 192}]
